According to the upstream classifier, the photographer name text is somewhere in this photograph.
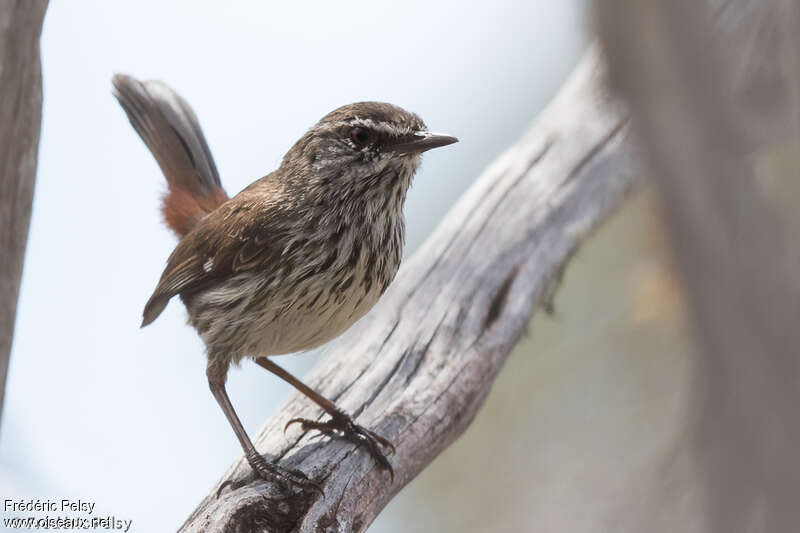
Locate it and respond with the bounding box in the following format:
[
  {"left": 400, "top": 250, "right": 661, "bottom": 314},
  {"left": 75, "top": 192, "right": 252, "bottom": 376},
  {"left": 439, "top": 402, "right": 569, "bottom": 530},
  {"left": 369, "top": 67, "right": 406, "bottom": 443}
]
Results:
[{"left": 5, "top": 499, "right": 97, "bottom": 514}]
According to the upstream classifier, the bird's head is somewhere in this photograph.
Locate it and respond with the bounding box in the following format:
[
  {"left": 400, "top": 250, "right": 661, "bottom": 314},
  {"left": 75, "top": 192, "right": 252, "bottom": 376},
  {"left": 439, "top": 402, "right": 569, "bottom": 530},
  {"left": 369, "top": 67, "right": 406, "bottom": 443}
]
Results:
[{"left": 281, "top": 102, "right": 457, "bottom": 198}]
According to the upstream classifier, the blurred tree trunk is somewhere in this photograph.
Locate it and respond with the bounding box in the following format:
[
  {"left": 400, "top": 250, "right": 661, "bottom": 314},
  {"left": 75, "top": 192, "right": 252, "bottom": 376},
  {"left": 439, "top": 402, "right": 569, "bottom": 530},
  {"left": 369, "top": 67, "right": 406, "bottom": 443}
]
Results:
[
  {"left": 0, "top": 0, "right": 48, "bottom": 426},
  {"left": 596, "top": 1, "right": 800, "bottom": 531}
]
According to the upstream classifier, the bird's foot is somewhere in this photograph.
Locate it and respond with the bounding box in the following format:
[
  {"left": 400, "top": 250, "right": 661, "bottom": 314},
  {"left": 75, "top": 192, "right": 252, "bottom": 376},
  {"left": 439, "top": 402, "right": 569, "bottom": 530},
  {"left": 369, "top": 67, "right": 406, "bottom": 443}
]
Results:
[
  {"left": 217, "top": 450, "right": 323, "bottom": 499},
  {"left": 285, "top": 410, "right": 395, "bottom": 481}
]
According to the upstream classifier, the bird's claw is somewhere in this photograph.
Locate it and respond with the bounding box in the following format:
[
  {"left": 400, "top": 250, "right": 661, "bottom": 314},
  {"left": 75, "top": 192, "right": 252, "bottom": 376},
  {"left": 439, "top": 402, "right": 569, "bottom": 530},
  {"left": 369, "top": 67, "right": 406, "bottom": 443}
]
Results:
[
  {"left": 285, "top": 412, "right": 395, "bottom": 481},
  {"left": 235, "top": 450, "right": 324, "bottom": 498}
]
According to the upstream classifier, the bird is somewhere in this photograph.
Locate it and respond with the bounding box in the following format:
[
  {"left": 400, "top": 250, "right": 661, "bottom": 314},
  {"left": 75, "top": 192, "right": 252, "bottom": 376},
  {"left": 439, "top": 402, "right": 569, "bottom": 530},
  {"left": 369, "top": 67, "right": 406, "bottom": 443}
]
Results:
[{"left": 111, "top": 74, "right": 457, "bottom": 491}]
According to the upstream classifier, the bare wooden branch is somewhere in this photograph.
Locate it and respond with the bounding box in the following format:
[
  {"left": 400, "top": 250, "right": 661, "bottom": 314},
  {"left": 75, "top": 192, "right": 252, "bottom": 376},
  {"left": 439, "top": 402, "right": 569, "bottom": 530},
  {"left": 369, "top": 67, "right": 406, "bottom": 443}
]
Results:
[
  {"left": 0, "top": 0, "right": 48, "bottom": 425},
  {"left": 180, "top": 50, "right": 636, "bottom": 532},
  {"left": 596, "top": 1, "right": 800, "bottom": 532}
]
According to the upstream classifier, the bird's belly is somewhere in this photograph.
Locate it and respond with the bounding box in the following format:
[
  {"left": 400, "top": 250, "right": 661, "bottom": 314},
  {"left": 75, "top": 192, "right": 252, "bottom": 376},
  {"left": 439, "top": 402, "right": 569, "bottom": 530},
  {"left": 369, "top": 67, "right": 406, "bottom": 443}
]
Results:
[
  {"left": 206, "top": 264, "right": 382, "bottom": 361},
  {"left": 242, "top": 279, "right": 385, "bottom": 358},
  {"left": 188, "top": 228, "right": 402, "bottom": 362},
  {"left": 189, "top": 275, "right": 384, "bottom": 361}
]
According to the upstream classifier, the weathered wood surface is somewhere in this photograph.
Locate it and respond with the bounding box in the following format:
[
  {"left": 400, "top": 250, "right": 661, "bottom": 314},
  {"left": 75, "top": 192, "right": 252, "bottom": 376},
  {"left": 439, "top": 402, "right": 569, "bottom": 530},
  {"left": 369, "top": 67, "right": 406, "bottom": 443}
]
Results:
[
  {"left": 0, "top": 0, "right": 48, "bottom": 425},
  {"left": 597, "top": 1, "right": 800, "bottom": 532},
  {"left": 181, "top": 50, "right": 636, "bottom": 532}
]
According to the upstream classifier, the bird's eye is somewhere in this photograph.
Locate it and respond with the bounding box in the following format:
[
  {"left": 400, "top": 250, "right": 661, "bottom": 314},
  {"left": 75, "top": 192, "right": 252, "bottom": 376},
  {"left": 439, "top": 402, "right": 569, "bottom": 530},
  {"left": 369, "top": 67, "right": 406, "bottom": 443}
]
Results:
[{"left": 350, "top": 127, "right": 371, "bottom": 146}]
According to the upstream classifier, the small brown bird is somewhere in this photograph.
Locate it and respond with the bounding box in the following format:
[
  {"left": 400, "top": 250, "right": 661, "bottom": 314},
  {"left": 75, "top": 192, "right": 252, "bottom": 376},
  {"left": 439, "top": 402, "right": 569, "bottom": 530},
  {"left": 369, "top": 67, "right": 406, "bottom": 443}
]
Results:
[{"left": 111, "top": 75, "right": 457, "bottom": 490}]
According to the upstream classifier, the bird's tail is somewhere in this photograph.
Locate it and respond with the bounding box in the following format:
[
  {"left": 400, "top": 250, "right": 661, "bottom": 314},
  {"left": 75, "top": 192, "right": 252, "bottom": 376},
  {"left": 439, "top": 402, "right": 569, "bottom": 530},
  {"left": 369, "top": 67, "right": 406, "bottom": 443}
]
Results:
[{"left": 112, "top": 74, "right": 229, "bottom": 239}]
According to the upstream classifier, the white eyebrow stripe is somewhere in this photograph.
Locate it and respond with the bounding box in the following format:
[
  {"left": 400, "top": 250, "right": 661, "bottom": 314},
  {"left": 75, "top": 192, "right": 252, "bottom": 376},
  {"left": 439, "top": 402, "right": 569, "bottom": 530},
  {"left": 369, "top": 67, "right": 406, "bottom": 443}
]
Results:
[{"left": 317, "top": 118, "right": 417, "bottom": 137}]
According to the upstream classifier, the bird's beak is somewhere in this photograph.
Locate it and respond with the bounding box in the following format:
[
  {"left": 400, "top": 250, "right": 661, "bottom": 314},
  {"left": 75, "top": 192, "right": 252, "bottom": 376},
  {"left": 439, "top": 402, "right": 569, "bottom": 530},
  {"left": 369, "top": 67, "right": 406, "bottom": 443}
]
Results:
[{"left": 390, "top": 131, "right": 459, "bottom": 154}]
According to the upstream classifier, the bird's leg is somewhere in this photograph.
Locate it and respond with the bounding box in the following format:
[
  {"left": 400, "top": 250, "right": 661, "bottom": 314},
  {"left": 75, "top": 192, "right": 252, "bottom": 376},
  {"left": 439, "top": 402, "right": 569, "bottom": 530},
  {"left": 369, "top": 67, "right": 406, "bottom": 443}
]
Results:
[
  {"left": 254, "top": 357, "right": 395, "bottom": 480},
  {"left": 206, "top": 361, "right": 321, "bottom": 495}
]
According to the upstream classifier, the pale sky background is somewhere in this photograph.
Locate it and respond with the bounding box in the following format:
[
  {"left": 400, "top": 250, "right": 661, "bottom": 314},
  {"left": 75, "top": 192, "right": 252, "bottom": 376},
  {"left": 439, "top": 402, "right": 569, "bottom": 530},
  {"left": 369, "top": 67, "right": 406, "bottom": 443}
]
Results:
[{"left": 1, "top": 1, "right": 588, "bottom": 531}]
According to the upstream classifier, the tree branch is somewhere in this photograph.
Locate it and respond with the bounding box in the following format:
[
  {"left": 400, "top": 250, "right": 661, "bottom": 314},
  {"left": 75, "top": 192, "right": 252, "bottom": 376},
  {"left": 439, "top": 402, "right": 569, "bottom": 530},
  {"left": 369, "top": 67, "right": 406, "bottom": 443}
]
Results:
[
  {"left": 180, "top": 49, "right": 637, "bottom": 532},
  {"left": 0, "top": 0, "right": 48, "bottom": 426}
]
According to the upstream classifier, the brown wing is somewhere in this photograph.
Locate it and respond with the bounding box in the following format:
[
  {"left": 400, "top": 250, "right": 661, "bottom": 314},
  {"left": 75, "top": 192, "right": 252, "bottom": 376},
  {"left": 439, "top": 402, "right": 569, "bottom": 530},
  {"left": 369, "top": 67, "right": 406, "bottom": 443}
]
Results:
[{"left": 140, "top": 180, "right": 291, "bottom": 327}]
